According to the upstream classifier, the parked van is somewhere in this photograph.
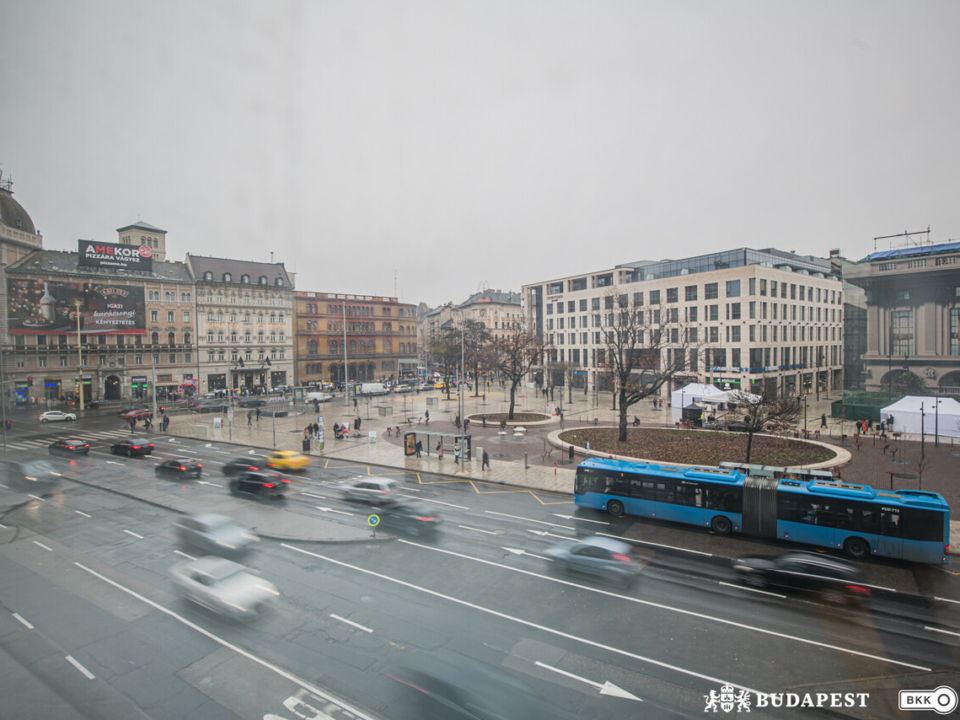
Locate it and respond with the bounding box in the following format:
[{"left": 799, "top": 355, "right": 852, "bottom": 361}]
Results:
[{"left": 359, "top": 383, "right": 390, "bottom": 396}]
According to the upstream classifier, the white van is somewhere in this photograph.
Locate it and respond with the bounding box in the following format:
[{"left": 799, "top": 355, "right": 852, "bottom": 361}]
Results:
[{"left": 359, "top": 383, "right": 390, "bottom": 396}]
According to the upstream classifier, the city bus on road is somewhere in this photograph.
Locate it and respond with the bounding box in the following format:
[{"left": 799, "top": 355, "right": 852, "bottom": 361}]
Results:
[{"left": 574, "top": 457, "right": 950, "bottom": 564}]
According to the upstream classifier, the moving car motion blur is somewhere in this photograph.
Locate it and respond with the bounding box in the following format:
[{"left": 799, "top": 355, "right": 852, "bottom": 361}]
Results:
[
  {"left": 732, "top": 552, "right": 871, "bottom": 605},
  {"left": 228, "top": 471, "right": 289, "bottom": 500},
  {"left": 1, "top": 457, "right": 61, "bottom": 490},
  {"left": 543, "top": 536, "right": 643, "bottom": 587},
  {"left": 174, "top": 513, "right": 260, "bottom": 558},
  {"left": 48, "top": 438, "right": 90, "bottom": 456},
  {"left": 170, "top": 557, "right": 279, "bottom": 621},
  {"left": 110, "top": 439, "right": 154, "bottom": 456},
  {"left": 341, "top": 477, "right": 401, "bottom": 504},
  {"left": 155, "top": 459, "right": 203, "bottom": 479},
  {"left": 376, "top": 500, "right": 442, "bottom": 537}
]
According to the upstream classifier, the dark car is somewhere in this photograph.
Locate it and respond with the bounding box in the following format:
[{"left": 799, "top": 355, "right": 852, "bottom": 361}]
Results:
[
  {"left": 192, "top": 403, "right": 229, "bottom": 414},
  {"left": 228, "top": 471, "right": 289, "bottom": 500},
  {"left": 389, "top": 650, "right": 562, "bottom": 720},
  {"left": 222, "top": 457, "right": 269, "bottom": 477},
  {"left": 732, "top": 552, "right": 871, "bottom": 605},
  {"left": 111, "top": 439, "right": 155, "bottom": 457},
  {"left": 156, "top": 458, "right": 203, "bottom": 479},
  {"left": 377, "top": 500, "right": 442, "bottom": 537},
  {"left": 84, "top": 399, "right": 112, "bottom": 409},
  {"left": 1, "top": 457, "right": 62, "bottom": 490},
  {"left": 48, "top": 438, "right": 90, "bottom": 456},
  {"left": 174, "top": 512, "right": 260, "bottom": 558},
  {"left": 238, "top": 398, "right": 267, "bottom": 408}
]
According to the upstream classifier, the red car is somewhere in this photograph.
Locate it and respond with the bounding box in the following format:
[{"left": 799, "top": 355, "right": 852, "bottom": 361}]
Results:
[{"left": 121, "top": 409, "right": 153, "bottom": 422}]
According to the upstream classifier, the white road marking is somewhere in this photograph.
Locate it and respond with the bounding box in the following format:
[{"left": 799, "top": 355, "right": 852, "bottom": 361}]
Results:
[
  {"left": 176, "top": 449, "right": 197, "bottom": 454},
  {"left": 534, "top": 661, "right": 641, "bottom": 701},
  {"left": 12, "top": 613, "right": 34, "bottom": 629},
  {"left": 925, "top": 626, "right": 960, "bottom": 638},
  {"left": 526, "top": 529, "right": 576, "bottom": 541},
  {"left": 0, "top": 483, "right": 7, "bottom": 489},
  {"left": 400, "top": 486, "right": 420, "bottom": 492},
  {"left": 330, "top": 614, "right": 373, "bottom": 633},
  {"left": 197, "top": 481, "right": 222, "bottom": 487},
  {"left": 73, "top": 563, "right": 378, "bottom": 720},
  {"left": 281, "top": 543, "right": 768, "bottom": 695},
  {"left": 935, "top": 596, "right": 960, "bottom": 605},
  {"left": 719, "top": 581, "right": 787, "bottom": 598},
  {"left": 553, "top": 513, "right": 609, "bottom": 525},
  {"left": 28, "top": 494, "right": 44, "bottom": 502},
  {"left": 485, "top": 511, "right": 575, "bottom": 531},
  {"left": 124, "top": 530, "right": 144, "bottom": 539},
  {"left": 174, "top": 550, "right": 197, "bottom": 561},
  {"left": 75, "top": 510, "right": 92, "bottom": 518},
  {"left": 33, "top": 541, "right": 52, "bottom": 552},
  {"left": 503, "top": 547, "right": 552, "bottom": 561},
  {"left": 596, "top": 532, "right": 714, "bottom": 556},
  {"left": 300, "top": 492, "right": 329, "bottom": 499},
  {"left": 393, "top": 539, "right": 932, "bottom": 672},
  {"left": 316, "top": 506, "right": 354, "bottom": 516},
  {"left": 416, "top": 497, "right": 468, "bottom": 510},
  {"left": 0, "top": 522, "right": 7, "bottom": 529},
  {"left": 65, "top": 655, "right": 95, "bottom": 680},
  {"left": 215, "top": 451, "right": 233, "bottom": 455},
  {"left": 106, "top": 461, "right": 123, "bottom": 466},
  {"left": 458, "top": 525, "right": 498, "bottom": 536}
]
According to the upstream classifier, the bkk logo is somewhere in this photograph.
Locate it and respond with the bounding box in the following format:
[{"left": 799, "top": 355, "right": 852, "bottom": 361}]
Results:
[
  {"left": 899, "top": 687, "right": 958, "bottom": 715},
  {"left": 705, "top": 685, "right": 871, "bottom": 712}
]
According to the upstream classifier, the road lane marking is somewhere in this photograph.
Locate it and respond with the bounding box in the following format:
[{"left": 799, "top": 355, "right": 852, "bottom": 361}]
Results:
[
  {"left": 392, "top": 539, "right": 932, "bottom": 672},
  {"left": 12, "top": 613, "right": 34, "bottom": 629},
  {"left": 719, "top": 581, "right": 787, "bottom": 599},
  {"left": 106, "top": 461, "right": 123, "bottom": 466},
  {"left": 28, "top": 494, "right": 45, "bottom": 502},
  {"left": 281, "top": 543, "right": 767, "bottom": 695},
  {"left": 33, "top": 541, "right": 52, "bottom": 552},
  {"left": 935, "top": 597, "right": 960, "bottom": 605},
  {"left": 215, "top": 451, "right": 233, "bottom": 455},
  {"left": 553, "top": 513, "right": 609, "bottom": 525},
  {"left": 458, "top": 525, "right": 498, "bottom": 535},
  {"left": 485, "top": 511, "right": 575, "bottom": 531},
  {"left": 316, "top": 506, "right": 354, "bottom": 516},
  {"left": 176, "top": 449, "right": 198, "bottom": 454},
  {"left": 534, "top": 661, "right": 641, "bottom": 701},
  {"left": 596, "top": 532, "right": 713, "bottom": 556},
  {"left": 75, "top": 510, "right": 92, "bottom": 518},
  {"left": 526, "top": 529, "right": 575, "bottom": 541},
  {"left": 174, "top": 550, "right": 197, "bottom": 561},
  {"left": 300, "top": 492, "right": 330, "bottom": 499},
  {"left": 0, "top": 483, "right": 7, "bottom": 489},
  {"left": 416, "top": 497, "right": 468, "bottom": 510},
  {"left": 197, "top": 481, "right": 222, "bottom": 487},
  {"left": 503, "top": 547, "right": 552, "bottom": 561},
  {"left": 0, "top": 522, "right": 7, "bottom": 529},
  {"left": 330, "top": 614, "right": 373, "bottom": 633},
  {"left": 925, "top": 627, "right": 960, "bottom": 638},
  {"left": 73, "top": 563, "right": 378, "bottom": 720},
  {"left": 124, "top": 530, "right": 144, "bottom": 539},
  {"left": 65, "top": 655, "right": 95, "bottom": 680}
]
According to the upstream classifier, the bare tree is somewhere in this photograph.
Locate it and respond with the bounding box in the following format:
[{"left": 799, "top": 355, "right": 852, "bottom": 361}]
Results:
[
  {"left": 724, "top": 390, "right": 801, "bottom": 463},
  {"left": 427, "top": 328, "right": 459, "bottom": 401},
  {"left": 460, "top": 319, "right": 491, "bottom": 397},
  {"left": 490, "top": 328, "right": 549, "bottom": 420},
  {"left": 601, "top": 290, "right": 697, "bottom": 442}
]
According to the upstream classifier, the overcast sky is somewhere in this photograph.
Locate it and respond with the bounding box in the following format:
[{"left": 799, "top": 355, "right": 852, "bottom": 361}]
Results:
[{"left": 3, "top": 1, "right": 959, "bottom": 306}]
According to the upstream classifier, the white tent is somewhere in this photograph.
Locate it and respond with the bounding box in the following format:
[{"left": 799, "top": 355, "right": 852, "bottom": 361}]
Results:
[
  {"left": 671, "top": 383, "right": 723, "bottom": 423},
  {"left": 881, "top": 396, "right": 960, "bottom": 438},
  {"left": 700, "top": 389, "right": 762, "bottom": 406}
]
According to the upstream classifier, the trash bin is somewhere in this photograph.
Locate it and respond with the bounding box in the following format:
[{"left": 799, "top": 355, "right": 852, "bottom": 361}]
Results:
[{"left": 302, "top": 438, "right": 311, "bottom": 452}]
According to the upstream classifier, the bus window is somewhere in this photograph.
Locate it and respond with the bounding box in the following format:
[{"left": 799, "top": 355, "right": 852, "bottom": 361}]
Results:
[
  {"left": 675, "top": 483, "right": 702, "bottom": 507},
  {"left": 705, "top": 488, "right": 741, "bottom": 513},
  {"left": 880, "top": 511, "right": 901, "bottom": 537},
  {"left": 901, "top": 508, "right": 942, "bottom": 542}
]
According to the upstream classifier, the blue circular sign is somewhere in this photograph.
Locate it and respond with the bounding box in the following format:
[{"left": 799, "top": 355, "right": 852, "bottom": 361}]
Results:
[{"left": 367, "top": 514, "right": 380, "bottom": 527}]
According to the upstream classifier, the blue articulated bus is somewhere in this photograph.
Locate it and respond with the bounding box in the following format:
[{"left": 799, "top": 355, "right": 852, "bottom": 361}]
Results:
[{"left": 574, "top": 457, "right": 950, "bottom": 564}]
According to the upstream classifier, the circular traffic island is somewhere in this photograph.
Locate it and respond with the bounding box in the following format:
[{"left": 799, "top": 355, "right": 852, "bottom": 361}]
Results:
[
  {"left": 467, "top": 412, "right": 552, "bottom": 426},
  {"left": 559, "top": 427, "right": 836, "bottom": 466}
]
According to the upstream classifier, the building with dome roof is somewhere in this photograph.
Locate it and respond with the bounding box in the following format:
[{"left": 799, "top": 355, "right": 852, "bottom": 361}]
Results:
[{"left": 0, "top": 174, "right": 44, "bottom": 339}]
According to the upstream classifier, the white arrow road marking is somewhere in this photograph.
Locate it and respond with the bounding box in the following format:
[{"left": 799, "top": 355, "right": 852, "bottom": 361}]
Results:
[
  {"left": 300, "top": 492, "right": 330, "bottom": 499},
  {"left": 534, "top": 661, "right": 641, "bottom": 701},
  {"left": 526, "top": 529, "right": 575, "bottom": 541},
  {"left": 553, "top": 513, "right": 609, "bottom": 525},
  {"left": 65, "top": 655, "right": 96, "bottom": 680},
  {"left": 167, "top": 438, "right": 178, "bottom": 443},
  {"left": 316, "top": 506, "right": 354, "bottom": 516},
  {"left": 248, "top": 449, "right": 257, "bottom": 455},
  {"left": 502, "top": 547, "right": 552, "bottom": 561},
  {"left": 458, "top": 525, "right": 498, "bottom": 535},
  {"left": 197, "top": 481, "right": 221, "bottom": 487},
  {"left": 485, "top": 511, "right": 575, "bottom": 530},
  {"left": 330, "top": 614, "right": 373, "bottom": 633}
]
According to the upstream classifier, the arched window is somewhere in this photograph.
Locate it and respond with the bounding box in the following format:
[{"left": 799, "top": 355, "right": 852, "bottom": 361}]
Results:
[
  {"left": 383, "top": 340, "right": 392, "bottom": 354},
  {"left": 217, "top": 312, "right": 223, "bottom": 322},
  {"left": 183, "top": 331, "right": 191, "bottom": 345},
  {"left": 259, "top": 276, "right": 267, "bottom": 285},
  {"left": 167, "top": 332, "right": 176, "bottom": 346},
  {"left": 203, "top": 271, "right": 213, "bottom": 281},
  {"left": 245, "top": 312, "right": 250, "bottom": 323},
  {"left": 241, "top": 274, "right": 250, "bottom": 284},
  {"left": 223, "top": 272, "right": 232, "bottom": 282},
  {"left": 349, "top": 340, "right": 357, "bottom": 354},
  {"left": 151, "top": 332, "right": 159, "bottom": 344},
  {"left": 329, "top": 340, "right": 338, "bottom": 355},
  {"left": 258, "top": 314, "right": 264, "bottom": 324},
  {"left": 275, "top": 277, "right": 283, "bottom": 286},
  {"left": 278, "top": 313, "right": 284, "bottom": 324},
  {"left": 207, "top": 312, "right": 214, "bottom": 321}
]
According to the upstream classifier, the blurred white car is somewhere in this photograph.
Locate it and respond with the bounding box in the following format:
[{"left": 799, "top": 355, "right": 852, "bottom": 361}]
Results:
[
  {"left": 340, "top": 477, "right": 401, "bottom": 504},
  {"left": 39, "top": 410, "right": 77, "bottom": 423},
  {"left": 170, "top": 557, "right": 279, "bottom": 620}
]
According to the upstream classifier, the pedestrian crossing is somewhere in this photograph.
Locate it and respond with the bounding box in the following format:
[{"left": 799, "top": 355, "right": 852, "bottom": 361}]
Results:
[{"left": 1, "top": 429, "right": 158, "bottom": 453}]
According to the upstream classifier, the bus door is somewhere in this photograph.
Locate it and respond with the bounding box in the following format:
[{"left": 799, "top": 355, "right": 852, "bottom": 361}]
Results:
[
  {"left": 628, "top": 479, "right": 657, "bottom": 518},
  {"left": 877, "top": 509, "right": 903, "bottom": 559},
  {"left": 742, "top": 476, "right": 778, "bottom": 538}
]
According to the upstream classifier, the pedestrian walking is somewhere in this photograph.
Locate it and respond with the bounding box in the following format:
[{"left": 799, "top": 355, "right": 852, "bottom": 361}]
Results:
[
  {"left": 415, "top": 440, "right": 422, "bottom": 458},
  {"left": 482, "top": 414, "right": 487, "bottom": 428},
  {"left": 820, "top": 413, "right": 827, "bottom": 429},
  {"left": 129, "top": 418, "right": 136, "bottom": 434},
  {"left": 256, "top": 407, "right": 261, "bottom": 423},
  {"left": 482, "top": 450, "right": 490, "bottom": 470},
  {"left": 312, "top": 422, "right": 320, "bottom": 438},
  {"left": 425, "top": 410, "right": 430, "bottom": 423},
  {"left": 568, "top": 444, "right": 575, "bottom": 463},
  {"left": 454, "top": 446, "right": 460, "bottom": 465},
  {"left": 436, "top": 441, "right": 443, "bottom": 460},
  {"left": 248, "top": 411, "right": 253, "bottom": 426},
  {"left": 353, "top": 397, "right": 358, "bottom": 410}
]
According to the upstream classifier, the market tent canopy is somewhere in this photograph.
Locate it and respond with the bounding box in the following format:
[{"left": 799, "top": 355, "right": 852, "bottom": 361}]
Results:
[
  {"left": 881, "top": 396, "right": 960, "bottom": 438},
  {"left": 700, "top": 390, "right": 762, "bottom": 406},
  {"left": 671, "top": 383, "right": 723, "bottom": 423}
]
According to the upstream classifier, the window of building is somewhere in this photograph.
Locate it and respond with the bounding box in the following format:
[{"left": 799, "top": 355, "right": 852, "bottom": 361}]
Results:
[
  {"left": 708, "top": 305, "right": 718, "bottom": 321},
  {"left": 150, "top": 310, "right": 158, "bottom": 322},
  {"left": 749, "top": 278, "right": 756, "bottom": 296},
  {"left": 726, "top": 280, "right": 741, "bottom": 297},
  {"left": 167, "top": 310, "right": 174, "bottom": 322},
  {"left": 649, "top": 289, "right": 661, "bottom": 305},
  {"left": 705, "top": 283, "right": 718, "bottom": 300},
  {"left": 666, "top": 288, "right": 678, "bottom": 303},
  {"left": 685, "top": 285, "right": 697, "bottom": 302},
  {"left": 892, "top": 310, "right": 914, "bottom": 355}
]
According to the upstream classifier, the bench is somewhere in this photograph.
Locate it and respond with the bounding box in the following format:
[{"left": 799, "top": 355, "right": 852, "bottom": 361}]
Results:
[
  {"left": 881, "top": 444, "right": 890, "bottom": 455},
  {"left": 541, "top": 448, "right": 554, "bottom": 461}
]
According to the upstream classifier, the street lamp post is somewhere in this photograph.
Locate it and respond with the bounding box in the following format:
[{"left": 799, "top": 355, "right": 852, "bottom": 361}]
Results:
[
  {"left": 74, "top": 300, "right": 84, "bottom": 413},
  {"left": 935, "top": 398, "right": 942, "bottom": 447},
  {"left": 920, "top": 402, "right": 925, "bottom": 461}
]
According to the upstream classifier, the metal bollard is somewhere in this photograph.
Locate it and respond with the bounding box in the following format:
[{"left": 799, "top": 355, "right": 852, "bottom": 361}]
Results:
[{"left": 524, "top": 452, "right": 528, "bottom": 469}]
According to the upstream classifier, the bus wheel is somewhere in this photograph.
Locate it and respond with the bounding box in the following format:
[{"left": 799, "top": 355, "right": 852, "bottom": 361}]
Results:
[
  {"left": 607, "top": 500, "right": 624, "bottom": 516},
  {"left": 843, "top": 537, "right": 869, "bottom": 560},
  {"left": 711, "top": 516, "right": 732, "bottom": 535}
]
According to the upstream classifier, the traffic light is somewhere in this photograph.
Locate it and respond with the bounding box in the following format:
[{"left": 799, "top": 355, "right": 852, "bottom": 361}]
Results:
[
  {"left": 27, "top": 377, "right": 32, "bottom": 387},
  {"left": 158, "top": 406, "right": 164, "bottom": 413}
]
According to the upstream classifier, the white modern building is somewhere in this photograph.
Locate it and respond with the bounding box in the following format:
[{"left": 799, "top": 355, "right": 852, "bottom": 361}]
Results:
[{"left": 522, "top": 248, "right": 844, "bottom": 399}]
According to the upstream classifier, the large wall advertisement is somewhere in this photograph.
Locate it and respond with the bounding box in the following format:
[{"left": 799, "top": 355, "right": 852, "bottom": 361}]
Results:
[
  {"left": 7, "top": 279, "right": 146, "bottom": 335},
  {"left": 78, "top": 240, "right": 153, "bottom": 271}
]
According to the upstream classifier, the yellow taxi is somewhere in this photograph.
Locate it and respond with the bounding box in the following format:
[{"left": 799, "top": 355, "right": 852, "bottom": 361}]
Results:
[{"left": 265, "top": 450, "right": 311, "bottom": 471}]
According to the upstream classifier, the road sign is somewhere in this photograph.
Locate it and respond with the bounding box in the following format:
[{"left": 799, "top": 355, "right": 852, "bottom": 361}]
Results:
[
  {"left": 367, "top": 514, "right": 380, "bottom": 527},
  {"left": 227, "top": 409, "right": 234, "bottom": 421}
]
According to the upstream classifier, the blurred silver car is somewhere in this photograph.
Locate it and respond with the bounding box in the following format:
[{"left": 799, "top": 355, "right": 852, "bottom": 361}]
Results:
[
  {"left": 170, "top": 557, "right": 279, "bottom": 620},
  {"left": 0, "top": 457, "right": 62, "bottom": 490},
  {"left": 340, "top": 477, "right": 401, "bottom": 504},
  {"left": 543, "top": 536, "right": 642, "bottom": 587},
  {"left": 174, "top": 512, "right": 260, "bottom": 558}
]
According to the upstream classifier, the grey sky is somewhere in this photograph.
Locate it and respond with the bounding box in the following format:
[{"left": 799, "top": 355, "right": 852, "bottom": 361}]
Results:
[{"left": 3, "top": 1, "right": 959, "bottom": 306}]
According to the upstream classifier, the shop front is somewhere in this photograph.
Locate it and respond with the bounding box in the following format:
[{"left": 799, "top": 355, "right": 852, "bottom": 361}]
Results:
[
  {"left": 43, "top": 378, "right": 61, "bottom": 401},
  {"left": 131, "top": 375, "right": 149, "bottom": 400},
  {"left": 208, "top": 373, "right": 227, "bottom": 390},
  {"left": 270, "top": 370, "right": 287, "bottom": 388}
]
